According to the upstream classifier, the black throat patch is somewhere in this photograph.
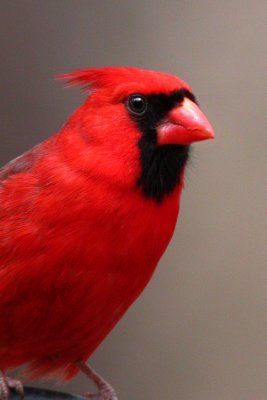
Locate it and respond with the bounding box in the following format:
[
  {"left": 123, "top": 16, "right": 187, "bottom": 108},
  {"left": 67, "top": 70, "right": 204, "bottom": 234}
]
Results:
[{"left": 128, "top": 89, "right": 196, "bottom": 203}]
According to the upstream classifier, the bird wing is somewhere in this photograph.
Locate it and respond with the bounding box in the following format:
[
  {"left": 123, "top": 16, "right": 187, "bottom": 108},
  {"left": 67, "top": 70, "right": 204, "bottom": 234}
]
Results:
[{"left": 0, "top": 148, "right": 39, "bottom": 183}]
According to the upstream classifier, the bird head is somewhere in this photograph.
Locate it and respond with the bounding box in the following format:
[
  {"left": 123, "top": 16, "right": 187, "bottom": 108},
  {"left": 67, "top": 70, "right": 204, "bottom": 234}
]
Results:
[{"left": 60, "top": 67, "right": 214, "bottom": 202}]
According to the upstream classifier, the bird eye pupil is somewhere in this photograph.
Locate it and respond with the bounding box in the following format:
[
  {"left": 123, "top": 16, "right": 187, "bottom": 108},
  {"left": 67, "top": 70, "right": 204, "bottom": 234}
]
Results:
[{"left": 127, "top": 95, "right": 147, "bottom": 115}]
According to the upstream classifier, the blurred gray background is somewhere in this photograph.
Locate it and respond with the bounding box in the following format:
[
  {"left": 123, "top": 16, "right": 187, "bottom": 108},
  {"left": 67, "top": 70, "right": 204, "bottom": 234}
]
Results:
[{"left": 0, "top": 1, "right": 266, "bottom": 399}]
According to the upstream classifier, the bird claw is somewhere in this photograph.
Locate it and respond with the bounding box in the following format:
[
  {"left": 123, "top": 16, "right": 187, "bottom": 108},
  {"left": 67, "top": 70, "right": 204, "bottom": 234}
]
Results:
[
  {"left": 85, "top": 386, "right": 118, "bottom": 400},
  {"left": 77, "top": 361, "right": 118, "bottom": 400},
  {"left": 0, "top": 376, "right": 24, "bottom": 400}
]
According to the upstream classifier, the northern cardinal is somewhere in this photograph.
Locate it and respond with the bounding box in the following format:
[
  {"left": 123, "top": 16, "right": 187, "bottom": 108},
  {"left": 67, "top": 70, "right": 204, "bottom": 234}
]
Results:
[{"left": 0, "top": 67, "right": 214, "bottom": 400}]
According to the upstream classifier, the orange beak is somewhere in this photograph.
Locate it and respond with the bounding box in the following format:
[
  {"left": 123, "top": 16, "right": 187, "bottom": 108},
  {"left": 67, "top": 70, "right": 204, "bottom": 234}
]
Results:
[{"left": 157, "top": 97, "right": 215, "bottom": 145}]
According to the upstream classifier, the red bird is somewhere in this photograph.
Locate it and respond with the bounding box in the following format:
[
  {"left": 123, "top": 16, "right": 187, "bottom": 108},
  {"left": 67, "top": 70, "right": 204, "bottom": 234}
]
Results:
[{"left": 0, "top": 67, "right": 214, "bottom": 399}]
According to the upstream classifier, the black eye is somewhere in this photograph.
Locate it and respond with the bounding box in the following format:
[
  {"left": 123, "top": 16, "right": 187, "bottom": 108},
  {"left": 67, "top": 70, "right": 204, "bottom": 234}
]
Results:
[{"left": 127, "top": 94, "right": 147, "bottom": 116}]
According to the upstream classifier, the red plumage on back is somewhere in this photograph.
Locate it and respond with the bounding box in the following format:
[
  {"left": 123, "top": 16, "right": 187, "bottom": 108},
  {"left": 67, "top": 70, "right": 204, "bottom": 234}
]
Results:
[{"left": 0, "top": 67, "right": 214, "bottom": 397}]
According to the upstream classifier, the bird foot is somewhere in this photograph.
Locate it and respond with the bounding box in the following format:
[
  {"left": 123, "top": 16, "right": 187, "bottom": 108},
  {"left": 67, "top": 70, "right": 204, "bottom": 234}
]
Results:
[
  {"left": 85, "top": 383, "right": 118, "bottom": 400},
  {"left": 77, "top": 361, "right": 118, "bottom": 400},
  {"left": 0, "top": 376, "right": 24, "bottom": 400}
]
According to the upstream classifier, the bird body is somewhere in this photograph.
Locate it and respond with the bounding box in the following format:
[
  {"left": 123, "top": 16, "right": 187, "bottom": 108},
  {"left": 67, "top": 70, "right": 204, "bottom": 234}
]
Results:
[{"left": 0, "top": 67, "right": 214, "bottom": 382}]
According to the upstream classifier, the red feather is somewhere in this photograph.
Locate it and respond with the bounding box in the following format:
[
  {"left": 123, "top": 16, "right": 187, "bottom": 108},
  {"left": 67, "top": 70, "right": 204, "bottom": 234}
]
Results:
[{"left": 0, "top": 67, "right": 213, "bottom": 381}]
